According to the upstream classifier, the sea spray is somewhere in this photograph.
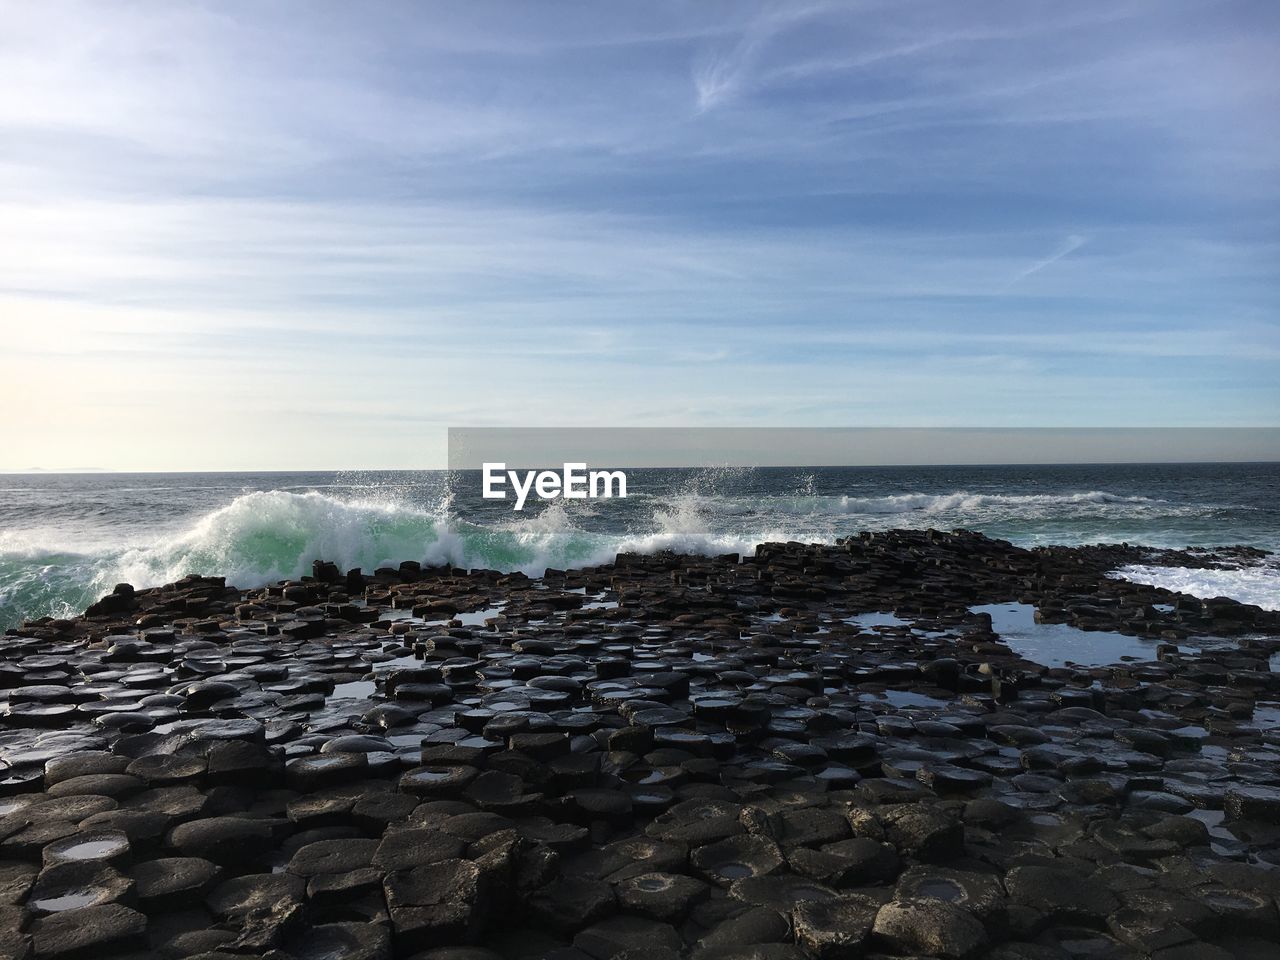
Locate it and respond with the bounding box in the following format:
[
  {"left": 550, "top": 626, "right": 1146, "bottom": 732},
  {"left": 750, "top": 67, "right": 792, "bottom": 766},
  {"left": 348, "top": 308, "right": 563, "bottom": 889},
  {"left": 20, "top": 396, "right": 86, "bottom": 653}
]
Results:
[{"left": 1, "top": 464, "right": 1276, "bottom": 627}]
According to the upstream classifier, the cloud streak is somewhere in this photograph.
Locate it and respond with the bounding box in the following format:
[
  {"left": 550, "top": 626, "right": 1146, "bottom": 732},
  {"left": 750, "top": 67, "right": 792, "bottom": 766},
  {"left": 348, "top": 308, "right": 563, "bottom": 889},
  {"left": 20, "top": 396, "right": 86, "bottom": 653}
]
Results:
[{"left": 1004, "top": 234, "right": 1089, "bottom": 289}]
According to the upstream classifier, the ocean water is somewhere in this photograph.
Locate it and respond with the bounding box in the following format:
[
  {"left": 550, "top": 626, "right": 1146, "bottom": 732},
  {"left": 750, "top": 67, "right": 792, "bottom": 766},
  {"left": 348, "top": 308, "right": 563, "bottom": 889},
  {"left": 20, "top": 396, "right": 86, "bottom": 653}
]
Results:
[{"left": 0, "top": 463, "right": 1277, "bottom": 629}]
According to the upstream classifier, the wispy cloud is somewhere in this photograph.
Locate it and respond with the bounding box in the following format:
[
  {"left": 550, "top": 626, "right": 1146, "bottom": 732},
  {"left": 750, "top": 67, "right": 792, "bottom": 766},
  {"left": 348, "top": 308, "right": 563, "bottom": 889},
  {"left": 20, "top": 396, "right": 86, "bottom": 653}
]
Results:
[{"left": 1004, "top": 234, "right": 1089, "bottom": 289}]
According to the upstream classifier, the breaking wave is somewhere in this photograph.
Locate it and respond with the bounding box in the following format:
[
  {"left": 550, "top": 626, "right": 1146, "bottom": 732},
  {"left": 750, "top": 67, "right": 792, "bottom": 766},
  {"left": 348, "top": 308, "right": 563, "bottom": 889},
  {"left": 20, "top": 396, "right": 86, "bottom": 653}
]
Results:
[
  {"left": 833, "top": 490, "right": 1192, "bottom": 517},
  {"left": 0, "top": 490, "right": 771, "bottom": 626},
  {"left": 1114, "top": 562, "right": 1280, "bottom": 612},
  {"left": 0, "top": 480, "right": 1270, "bottom": 627}
]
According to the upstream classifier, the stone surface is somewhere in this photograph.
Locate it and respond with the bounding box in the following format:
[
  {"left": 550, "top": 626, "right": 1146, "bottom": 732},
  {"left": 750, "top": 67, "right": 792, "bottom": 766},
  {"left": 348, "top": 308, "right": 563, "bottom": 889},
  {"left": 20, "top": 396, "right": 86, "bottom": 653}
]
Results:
[{"left": 0, "top": 531, "right": 1277, "bottom": 959}]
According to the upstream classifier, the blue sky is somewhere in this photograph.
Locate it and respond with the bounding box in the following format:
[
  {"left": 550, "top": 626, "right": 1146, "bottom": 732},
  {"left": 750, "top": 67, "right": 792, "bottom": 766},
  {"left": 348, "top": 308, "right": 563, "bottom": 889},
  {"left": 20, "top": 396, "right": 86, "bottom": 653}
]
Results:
[{"left": 0, "top": 0, "right": 1276, "bottom": 469}]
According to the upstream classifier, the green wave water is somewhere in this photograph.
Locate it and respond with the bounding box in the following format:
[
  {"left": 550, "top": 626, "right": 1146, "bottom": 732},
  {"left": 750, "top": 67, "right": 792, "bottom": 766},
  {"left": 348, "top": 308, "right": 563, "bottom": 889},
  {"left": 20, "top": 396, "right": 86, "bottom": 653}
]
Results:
[{"left": 1, "top": 464, "right": 1277, "bottom": 628}]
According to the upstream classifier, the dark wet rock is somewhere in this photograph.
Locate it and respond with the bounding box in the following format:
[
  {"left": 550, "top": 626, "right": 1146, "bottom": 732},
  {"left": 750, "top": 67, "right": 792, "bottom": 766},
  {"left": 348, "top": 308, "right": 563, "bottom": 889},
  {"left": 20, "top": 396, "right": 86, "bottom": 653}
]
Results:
[
  {"left": 42, "top": 754, "right": 129, "bottom": 786},
  {"left": 527, "top": 876, "right": 616, "bottom": 934},
  {"left": 286, "top": 837, "right": 378, "bottom": 877},
  {"left": 400, "top": 765, "right": 479, "bottom": 799},
  {"left": 616, "top": 871, "right": 708, "bottom": 922},
  {"left": 894, "top": 865, "right": 1006, "bottom": 925},
  {"left": 573, "top": 915, "right": 683, "bottom": 959},
  {"left": 851, "top": 803, "right": 965, "bottom": 862},
  {"left": 30, "top": 902, "right": 147, "bottom": 959},
  {"left": 729, "top": 874, "right": 837, "bottom": 911},
  {"left": 789, "top": 835, "right": 900, "bottom": 887},
  {"left": 132, "top": 857, "right": 219, "bottom": 910},
  {"left": 872, "top": 897, "right": 988, "bottom": 959},
  {"left": 374, "top": 828, "right": 467, "bottom": 873},
  {"left": 124, "top": 754, "right": 207, "bottom": 785},
  {"left": 205, "top": 871, "right": 305, "bottom": 921},
  {"left": 1005, "top": 864, "right": 1119, "bottom": 925},
  {"left": 5, "top": 531, "right": 1280, "bottom": 959},
  {"left": 1224, "top": 786, "right": 1280, "bottom": 824},
  {"left": 695, "top": 905, "right": 792, "bottom": 952},
  {"left": 0, "top": 862, "right": 36, "bottom": 906},
  {"left": 286, "top": 753, "right": 370, "bottom": 792},
  {"left": 167, "top": 817, "right": 274, "bottom": 867},
  {"left": 27, "top": 861, "right": 133, "bottom": 915},
  {"left": 291, "top": 920, "right": 392, "bottom": 960},
  {"left": 791, "top": 893, "right": 880, "bottom": 958},
  {"left": 44, "top": 774, "right": 143, "bottom": 800},
  {"left": 383, "top": 859, "right": 481, "bottom": 951},
  {"left": 691, "top": 834, "right": 784, "bottom": 887},
  {"left": 207, "top": 871, "right": 306, "bottom": 951},
  {"left": 41, "top": 829, "right": 131, "bottom": 868}
]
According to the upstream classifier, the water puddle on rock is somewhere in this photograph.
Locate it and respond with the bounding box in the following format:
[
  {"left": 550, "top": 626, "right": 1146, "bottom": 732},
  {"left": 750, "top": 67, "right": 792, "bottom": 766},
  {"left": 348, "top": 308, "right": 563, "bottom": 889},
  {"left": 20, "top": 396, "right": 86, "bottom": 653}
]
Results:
[
  {"left": 329, "top": 679, "right": 377, "bottom": 700},
  {"left": 29, "top": 889, "right": 101, "bottom": 912},
  {"left": 1250, "top": 702, "right": 1280, "bottom": 729},
  {"left": 914, "top": 879, "right": 965, "bottom": 902},
  {"left": 860, "top": 690, "right": 949, "bottom": 709},
  {"left": 55, "top": 838, "right": 126, "bottom": 861},
  {"left": 455, "top": 605, "right": 505, "bottom": 626},
  {"left": 972, "top": 603, "right": 1158, "bottom": 668},
  {"left": 847, "top": 612, "right": 912, "bottom": 629}
]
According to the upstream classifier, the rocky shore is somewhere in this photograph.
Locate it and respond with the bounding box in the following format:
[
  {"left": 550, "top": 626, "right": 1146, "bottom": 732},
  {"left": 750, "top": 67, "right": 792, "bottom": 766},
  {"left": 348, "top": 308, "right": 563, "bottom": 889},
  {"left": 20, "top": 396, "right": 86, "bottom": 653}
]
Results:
[{"left": 2, "top": 529, "right": 1280, "bottom": 960}]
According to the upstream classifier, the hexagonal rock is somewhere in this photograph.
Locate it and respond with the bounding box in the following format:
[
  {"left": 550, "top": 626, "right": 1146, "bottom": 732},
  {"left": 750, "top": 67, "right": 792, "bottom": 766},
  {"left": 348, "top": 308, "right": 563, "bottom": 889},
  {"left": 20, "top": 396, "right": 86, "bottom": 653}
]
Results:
[
  {"left": 616, "top": 872, "right": 709, "bottom": 923},
  {"left": 791, "top": 837, "right": 899, "bottom": 887},
  {"left": 206, "top": 872, "right": 306, "bottom": 921},
  {"left": 876, "top": 804, "right": 965, "bottom": 863},
  {"left": 167, "top": 816, "right": 274, "bottom": 867},
  {"left": 690, "top": 835, "right": 784, "bottom": 887},
  {"left": 41, "top": 830, "right": 131, "bottom": 868},
  {"left": 526, "top": 875, "right": 616, "bottom": 934},
  {"left": 291, "top": 921, "right": 393, "bottom": 960},
  {"left": 26, "top": 862, "right": 134, "bottom": 915},
  {"left": 1004, "top": 865, "right": 1119, "bottom": 925},
  {"left": 792, "top": 893, "right": 880, "bottom": 959},
  {"left": 30, "top": 902, "right": 147, "bottom": 959},
  {"left": 400, "top": 765, "right": 479, "bottom": 799},
  {"left": 1224, "top": 786, "right": 1280, "bottom": 824},
  {"left": 383, "top": 858, "right": 482, "bottom": 951},
  {"left": 206, "top": 871, "right": 308, "bottom": 951},
  {"left": 873, "top": 898, "right": 988, "bottom": 959},
  {"left": 696, "top": 905, "right": 793, "bottom": 951},
  {"left": 45, "top": 774, "right": 143, "bottom": 800},
  {"left": 286, "top": 838, "right": 379, "bottom": 877},
  {"left": 286, "top": 752, "right": 371, "bottom": 792},
  {"left": 43, "top": 753, "right": 129, "bottom": 786},
  {"left": 132, "top": 857, "right": 220, "bottom": 910},
  {"left": 894, "top": 866, "right": 1007, "bottom": 924},
  {"left": 573, "top": 915, "right": 683, "bottom": 960},
  {"left": 374, "top": 828, "right": 467, "bottom": 873},
  {"left": 729, "top": 874, "right": 838, "bottom": 912},
  {"left": 0, "top": 862, "right": 36, "bottom": 906},
  {"left": 563, "top": 835, "right": 687, "bottom": 884},
  {"left": 646, "top": 798, "right": 744, "bottom": 845}
]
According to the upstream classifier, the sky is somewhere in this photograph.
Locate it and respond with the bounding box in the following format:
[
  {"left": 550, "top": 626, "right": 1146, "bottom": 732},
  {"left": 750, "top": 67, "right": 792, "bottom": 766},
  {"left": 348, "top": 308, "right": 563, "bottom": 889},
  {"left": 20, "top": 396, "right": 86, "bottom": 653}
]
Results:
[{"left": 0, "top": 0, "right": 1277, "bottom": 470}]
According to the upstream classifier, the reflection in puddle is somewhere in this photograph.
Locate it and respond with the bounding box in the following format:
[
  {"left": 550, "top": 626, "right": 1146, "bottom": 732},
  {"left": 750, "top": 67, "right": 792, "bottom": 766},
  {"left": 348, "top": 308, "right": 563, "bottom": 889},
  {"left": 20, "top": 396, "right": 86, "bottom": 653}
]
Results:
[
  {"left": 972, "top": 603, "right": 1157, "bottom": 667},
  {"left": 330, "top": 680, "right": 376, "bottom": 700},
  {"left": 848, "top": 612, "right": 911, "bottom": 629},
  {"left": 1251, "top": 703, "right": 1280, "bottom": 729},
  {"left": 860, "top": 690, "right": 948, "bottom": 708},
  {"left": 455, "top": 606, "right": 504, "bottom": 626},
  {"left": 30, "top": 889, "right": 101, "bottom": 912}
]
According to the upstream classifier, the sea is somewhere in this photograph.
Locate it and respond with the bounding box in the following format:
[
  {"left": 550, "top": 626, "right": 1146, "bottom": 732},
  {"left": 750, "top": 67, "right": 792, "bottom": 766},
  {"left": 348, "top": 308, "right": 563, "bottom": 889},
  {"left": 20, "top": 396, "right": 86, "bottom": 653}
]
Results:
[{"left": 1, "top": 462, "right": 1277, "bottom": 630}]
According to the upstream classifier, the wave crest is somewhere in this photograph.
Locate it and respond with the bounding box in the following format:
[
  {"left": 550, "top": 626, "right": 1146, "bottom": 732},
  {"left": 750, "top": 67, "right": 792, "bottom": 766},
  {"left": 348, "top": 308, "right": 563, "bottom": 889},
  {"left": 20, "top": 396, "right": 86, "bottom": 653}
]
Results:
[{"left": 834, "top": 490, "right": 1186, "bottom": 517}]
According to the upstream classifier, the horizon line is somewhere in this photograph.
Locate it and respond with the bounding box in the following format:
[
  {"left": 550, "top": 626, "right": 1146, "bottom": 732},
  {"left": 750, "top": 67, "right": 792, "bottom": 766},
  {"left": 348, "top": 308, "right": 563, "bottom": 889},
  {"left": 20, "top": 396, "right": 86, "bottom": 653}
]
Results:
[{"left": 6, "top": 459, "right": 1280, "bottom": 475}]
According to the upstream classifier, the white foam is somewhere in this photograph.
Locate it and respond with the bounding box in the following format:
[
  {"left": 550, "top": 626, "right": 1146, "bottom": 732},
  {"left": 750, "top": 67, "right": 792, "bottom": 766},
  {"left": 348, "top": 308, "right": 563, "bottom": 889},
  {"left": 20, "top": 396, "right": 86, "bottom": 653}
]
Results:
[
  {"left": 1114, "top": 562, "right": 1280, "bottom": 611},
  {"left": 834, "top": 490, "right": 1185, "bottom": 517}
]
